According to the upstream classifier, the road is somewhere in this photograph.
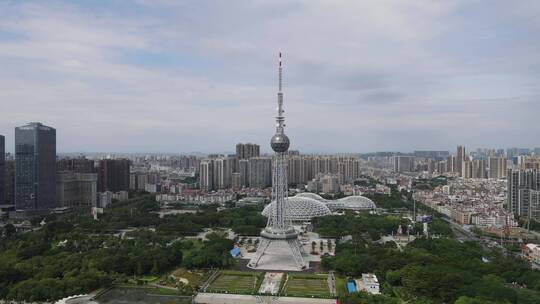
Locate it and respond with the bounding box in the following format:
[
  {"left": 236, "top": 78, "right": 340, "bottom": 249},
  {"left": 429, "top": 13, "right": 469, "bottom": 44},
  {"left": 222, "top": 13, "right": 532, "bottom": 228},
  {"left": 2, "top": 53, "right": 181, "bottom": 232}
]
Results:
[
  {"left": 441, "top": 217, "right": 515, "bottom": 257},
  {"left": 442, "top": 217, "right": 478, "bottom": 242}
]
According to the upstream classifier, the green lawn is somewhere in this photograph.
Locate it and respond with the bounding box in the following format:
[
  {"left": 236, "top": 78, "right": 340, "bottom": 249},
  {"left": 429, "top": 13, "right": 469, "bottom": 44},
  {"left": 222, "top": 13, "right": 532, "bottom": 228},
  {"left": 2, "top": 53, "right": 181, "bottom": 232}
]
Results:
[
  {"left": 207, "top": 271, "right": 260, "bottom": 294},
  {"left": 115, "top": 285, "right": 178, "bottom": 296},
  {"left": 141, "top": 275, "right": 159, "bottom": 282},
  {"left": 282, "top": 274, "right": 332, "bottom": 298},
  {"left": 170, "top": 268, "right": 207, "bottom": 288}
]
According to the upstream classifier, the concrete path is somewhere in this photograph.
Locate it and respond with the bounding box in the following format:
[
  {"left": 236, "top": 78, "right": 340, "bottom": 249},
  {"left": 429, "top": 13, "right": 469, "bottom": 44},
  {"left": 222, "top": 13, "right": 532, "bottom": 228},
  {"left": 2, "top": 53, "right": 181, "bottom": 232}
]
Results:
[{"left": 195, "top": 293, "right": 336, "bottom": 304}]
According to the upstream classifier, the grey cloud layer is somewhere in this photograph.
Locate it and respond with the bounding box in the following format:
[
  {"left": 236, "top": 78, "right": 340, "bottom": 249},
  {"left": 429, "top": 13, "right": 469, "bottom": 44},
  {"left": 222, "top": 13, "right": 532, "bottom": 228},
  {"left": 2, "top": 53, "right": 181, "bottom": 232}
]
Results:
[{"left": 0, "top": 1, "right": 538, "bottom": 153}]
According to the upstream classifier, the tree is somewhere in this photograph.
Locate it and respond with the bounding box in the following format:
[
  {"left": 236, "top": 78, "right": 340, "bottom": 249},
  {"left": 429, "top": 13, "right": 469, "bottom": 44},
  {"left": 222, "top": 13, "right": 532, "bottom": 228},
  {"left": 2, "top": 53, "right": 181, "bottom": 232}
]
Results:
[
  {"left": 341, "top": 291, "right": 400, "bottom": 304},
  {"left": 151, "top": 260, "right": 159, "bottom": 275},
  {"left": 454, "top": 296, "right": 499, "bottom": 304},
  {"left": 136, "top": 262, "right": 143, "bottom": 276},
  {"left": 3, "top": 224, "right": 16, "bottom": 238}
]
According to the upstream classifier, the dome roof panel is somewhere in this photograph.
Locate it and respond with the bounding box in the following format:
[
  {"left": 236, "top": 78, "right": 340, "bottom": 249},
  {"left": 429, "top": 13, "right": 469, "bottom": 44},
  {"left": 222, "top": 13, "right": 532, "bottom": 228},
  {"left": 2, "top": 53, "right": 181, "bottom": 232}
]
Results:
[
  {"left": 327, "top": 196, "right": 376, "bottom": 211},
  {"left": 262, "top": 197, "right": 332, "bottom": 221},
  {"left": 295, "top": 192, "right": 327, "bottom": 202}
]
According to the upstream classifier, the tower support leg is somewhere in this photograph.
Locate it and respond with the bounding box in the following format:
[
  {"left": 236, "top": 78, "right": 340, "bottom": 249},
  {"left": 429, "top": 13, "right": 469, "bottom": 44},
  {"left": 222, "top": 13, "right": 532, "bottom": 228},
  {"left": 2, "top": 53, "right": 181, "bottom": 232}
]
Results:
[
  {"left": 287, "top": 239, "right": 307, "bottom": 269},
  {"left": 248, "top": 238, "right": 270, "bottom": 268}
]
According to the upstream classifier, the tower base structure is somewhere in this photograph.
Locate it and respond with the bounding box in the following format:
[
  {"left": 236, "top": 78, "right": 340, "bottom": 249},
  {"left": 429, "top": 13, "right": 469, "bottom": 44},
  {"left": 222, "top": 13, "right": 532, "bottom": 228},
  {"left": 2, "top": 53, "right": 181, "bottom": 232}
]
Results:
[{"left": 248, "top": 228, "right": 307, "bottom": 271}]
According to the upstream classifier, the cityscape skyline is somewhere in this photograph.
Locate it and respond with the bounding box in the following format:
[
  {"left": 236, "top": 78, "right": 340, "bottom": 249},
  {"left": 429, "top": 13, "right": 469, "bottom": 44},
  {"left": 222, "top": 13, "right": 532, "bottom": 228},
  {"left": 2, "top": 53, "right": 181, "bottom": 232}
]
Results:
[
  {"left": 2, "top": 2, "right": 540, "bottom": 303},
  {"left": 2, "top": 136, "right": 540, "bottom": 155},
  {"left": 2, "top": 135, "right": 540, "bottom": 155},
  {"left": 1, "top": 1, "right": 539, "bottom": 153},
  {"left": 0, "top": 122, "right": 540, "bottom": 156}
]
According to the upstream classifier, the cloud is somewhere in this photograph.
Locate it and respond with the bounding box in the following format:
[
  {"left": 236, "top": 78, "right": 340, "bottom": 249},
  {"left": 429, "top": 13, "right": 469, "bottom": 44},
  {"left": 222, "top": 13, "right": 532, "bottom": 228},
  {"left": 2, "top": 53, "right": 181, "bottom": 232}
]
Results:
[{"left": 0, "top": 0, "right": 539, "bottom": 153}]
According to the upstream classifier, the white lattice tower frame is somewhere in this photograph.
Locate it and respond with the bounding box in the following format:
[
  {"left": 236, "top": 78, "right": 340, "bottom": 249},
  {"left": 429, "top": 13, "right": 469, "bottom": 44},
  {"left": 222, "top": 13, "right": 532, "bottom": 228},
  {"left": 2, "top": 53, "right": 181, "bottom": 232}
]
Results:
[{"left": 248, "top": 53, "right": 306, "bottom": 270}]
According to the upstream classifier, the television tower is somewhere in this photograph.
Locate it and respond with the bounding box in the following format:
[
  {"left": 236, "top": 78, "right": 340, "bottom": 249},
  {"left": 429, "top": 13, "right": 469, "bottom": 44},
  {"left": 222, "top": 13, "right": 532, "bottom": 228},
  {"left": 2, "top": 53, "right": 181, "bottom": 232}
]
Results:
[{"left": 248, "top": 53, "right": 307, "bottom": 270}]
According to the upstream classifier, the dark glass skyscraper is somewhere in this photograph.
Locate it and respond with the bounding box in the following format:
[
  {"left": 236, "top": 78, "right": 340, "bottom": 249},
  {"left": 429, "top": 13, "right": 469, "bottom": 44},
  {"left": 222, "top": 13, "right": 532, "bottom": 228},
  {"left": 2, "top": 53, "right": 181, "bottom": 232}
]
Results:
[
  {"left": 4, "top": 160, "right": 15, "bottom": 205},
  {"left": 97, "top": 159, "right": 130, "bottom": 192},
  {"left": 15, "top": 122, "right": 56, "bottom": 211},
  {"left": 0, "top": 135, "right": 4, "bottom": 205}
]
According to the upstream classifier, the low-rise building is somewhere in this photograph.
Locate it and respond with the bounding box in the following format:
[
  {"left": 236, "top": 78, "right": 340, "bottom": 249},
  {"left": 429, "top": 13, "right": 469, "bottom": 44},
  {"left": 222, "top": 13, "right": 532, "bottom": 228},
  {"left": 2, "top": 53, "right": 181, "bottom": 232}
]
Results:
[
  {"left": 236, "top": 197, "right": 266, "bottom": 207},
  {"left": 358, "top": 273, "right": 380, "bottom": 295},
  {"left": 522, "top": 243, "right": 540, "bottom": 266}
]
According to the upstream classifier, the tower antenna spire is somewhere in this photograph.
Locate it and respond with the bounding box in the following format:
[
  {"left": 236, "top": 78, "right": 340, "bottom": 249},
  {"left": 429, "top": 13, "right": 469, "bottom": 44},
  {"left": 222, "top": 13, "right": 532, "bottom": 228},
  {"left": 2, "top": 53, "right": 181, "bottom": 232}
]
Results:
[
  {"left": 276, "top": 52, "right": 285, "bottom": 133},
  {"left": 279, "top": 52, "right": 282, "bottom": 92}
]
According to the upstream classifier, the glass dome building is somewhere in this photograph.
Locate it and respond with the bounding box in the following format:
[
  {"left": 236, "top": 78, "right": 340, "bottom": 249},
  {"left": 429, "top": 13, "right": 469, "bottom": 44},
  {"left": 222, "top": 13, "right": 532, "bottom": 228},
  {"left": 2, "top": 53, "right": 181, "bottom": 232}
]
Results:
[
  {"left": 292, "top": 192, "right": 377, "bottom": 212},
  {"left": 294, "top": 192, "right": 327, "bottom": 202},
  {"left": 262, "top": 196, "right": 332, "bottom": 222},
  {"left": 261, "top": 193, "right": 377, "bottom": 222},
  {"left": 326, "top": 195, "right": 377, "bottom": 211}
]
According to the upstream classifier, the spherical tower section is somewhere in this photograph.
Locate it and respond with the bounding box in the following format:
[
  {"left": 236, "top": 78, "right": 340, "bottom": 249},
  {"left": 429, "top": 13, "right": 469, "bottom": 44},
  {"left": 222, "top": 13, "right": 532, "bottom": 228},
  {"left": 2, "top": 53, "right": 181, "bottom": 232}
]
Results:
[{"left": 271, "top": 133, "right": 290, "bottom": 152}]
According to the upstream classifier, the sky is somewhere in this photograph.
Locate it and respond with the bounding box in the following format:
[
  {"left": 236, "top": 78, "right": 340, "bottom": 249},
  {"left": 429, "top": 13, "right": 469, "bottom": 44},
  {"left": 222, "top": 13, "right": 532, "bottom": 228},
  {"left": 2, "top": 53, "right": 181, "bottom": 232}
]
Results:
[{"left": 0, "top": 0, "right": 539, "bottom": 154}]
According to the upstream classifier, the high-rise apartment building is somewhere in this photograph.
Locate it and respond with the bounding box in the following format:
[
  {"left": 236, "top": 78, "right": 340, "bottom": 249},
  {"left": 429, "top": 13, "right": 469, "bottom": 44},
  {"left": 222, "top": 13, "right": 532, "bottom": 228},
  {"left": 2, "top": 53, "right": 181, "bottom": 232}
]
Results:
[
  {"left": 321, "top": 175, "right": 340, "bottom": 193},
  {"left": 288, "top": 155, "right": 359, "bottom": 186},
  {"left": 436, "top": 161, "right": 447, "bottom": 174},
  {"left": 248, "top": 157, "right": 272, "bottom": 188},
  {"left": 508, "top": 170, "right": 520, "bottom": 215},
  {"left": 97, "top": 159, "right": 130, "bottom": 192},
  {"left": 205, "top": 152, "right": 361, "bottom": 190},
  {"left": 199, "top": 159, "right": 214, "bottom": 191},
  {"left": 129, "top": 172, "right": 159, "bottom": 191},
  {"left": 214, "top": 156, "right": 234, "bottom": 189},
  {"left": 393, "top": 156, "right": 415, "bottom": 173},
  {"left": 506, "top": 148, "right": 531, "bottom": 164},
  {"left": 339, "top": 158, "right": 360, "bottom": 183},
  {"left": 508, "top": 169, "right": 540, "bottom": 220},
  {"left": 57, "top": 157, "right": 95, "bottom": 173},
  {"left": 232, "top": 143, "right": 261, "bottom": 188},
  {"left": 488, "top": 157, "right": 507, "bottom": 179},
  {"left": 238, "top": 159, "right": 249, "bottom": 188},
  {"left": 447, "top": 155, "right": 455, "bottom": 173},
  {"left": 530, "top": 190, "right": 540, "bottom": 220},
  {"left": 56, "top": 172, "right": 97, "bottom": 208},
  {"left": 199, "top": 156, "right": 235, "bottom": 191},
  {"left": 231, "top": 172, "right": 242, "bottom": 189},
  {"left": 516, "top": 156, "right": 540, "bottom": 170},
  {"left": 236, "top": 143, "right": 260, "bottom": 160},
  {"left": 507, "top": 148, "right": 517, "bottom": 161},
  {"left": 462, "top": 160, "right": 473, "bottom": 179},
  {"left": 518, "top": 189, "right": 539, "bottom": 220},
  {"left": 132, "top": 173, "right": 147, "bottom": 191},
  {"left": 471, "top": 159, "right": 487, "bottom": 179},
  {"left": 288, "top": 150, "right": 300, "bottom": 156},
  {"left": 450, "top": 156, "right": 506, "bottom": 180},
  {"left": 15, "top": 122, "right": 57, "bottom": 211},
  {"left": 288, "top": 156, "right": 301, "bottom": 186},
  {"left": 456, "top": 146, "right": 466, "bottom": 177},
  {"left": 235, "top": 144, "right": 243, "bottom": 160},
  {"left": 0, "top": 135, "right": 4, "bottom": 206}
]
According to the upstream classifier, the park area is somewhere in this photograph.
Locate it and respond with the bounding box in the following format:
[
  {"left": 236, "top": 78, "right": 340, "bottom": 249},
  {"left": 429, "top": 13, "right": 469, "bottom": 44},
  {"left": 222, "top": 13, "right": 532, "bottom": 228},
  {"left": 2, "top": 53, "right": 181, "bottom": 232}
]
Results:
[
  {"left": 206, "top": 271, "right": 262, "bottom": 294},
  {"left": 170, "top": 268, "right": 207, "bottom": 287},
  {"left": 282, "top": 274, "right": 332, "bottom": 298}
]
